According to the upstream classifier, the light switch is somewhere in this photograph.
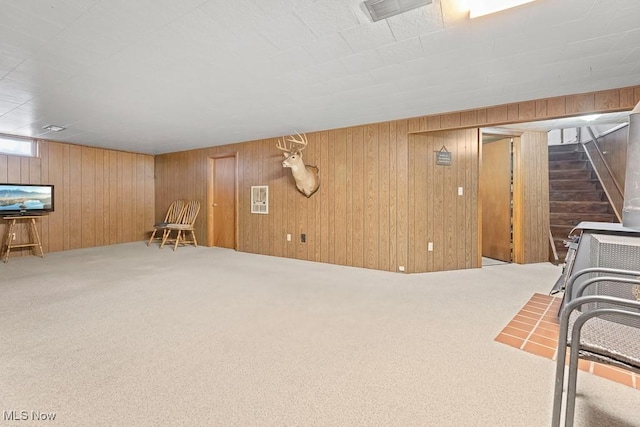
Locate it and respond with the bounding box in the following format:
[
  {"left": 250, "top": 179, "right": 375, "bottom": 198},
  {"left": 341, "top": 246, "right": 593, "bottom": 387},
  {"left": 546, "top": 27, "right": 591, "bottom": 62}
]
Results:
[{"left": 458, "top": 187, "right": 463, "bottom": 196}]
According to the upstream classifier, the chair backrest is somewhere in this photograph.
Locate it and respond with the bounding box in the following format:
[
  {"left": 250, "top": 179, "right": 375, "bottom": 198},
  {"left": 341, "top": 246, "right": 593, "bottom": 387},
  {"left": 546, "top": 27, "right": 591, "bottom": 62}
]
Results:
[
  {"left": 177, "top": 200, "right": 200, "bottom": 226},
  {"left": 165, "top": 199, "right": 186, "bottom": 223}
]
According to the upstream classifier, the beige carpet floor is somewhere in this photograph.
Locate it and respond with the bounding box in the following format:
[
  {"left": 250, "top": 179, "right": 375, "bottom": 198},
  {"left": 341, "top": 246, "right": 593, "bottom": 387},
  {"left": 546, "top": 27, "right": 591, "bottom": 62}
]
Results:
[{"left": 1, "top": 243, "right": 639, "bottom": 426}]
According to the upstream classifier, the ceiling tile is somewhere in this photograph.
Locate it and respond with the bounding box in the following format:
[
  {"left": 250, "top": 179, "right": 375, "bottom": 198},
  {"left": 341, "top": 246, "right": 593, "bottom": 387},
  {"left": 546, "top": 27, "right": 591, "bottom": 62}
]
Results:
[
  {"left": 0, "top": 0, "right": 636, "bottom": 154},
  {"left": 0, "top": 99, "right": 21, "bottom": 117},
  {"left": 256, "top": 13, "right": 318, "bottom": 51},
  {"left": 340, "top": 21, "right": 396, "bottom": 53},
  {"left": 302, "top": 34, "right": 354, "bottom": 64},
  {"left": 296, "top": 0, "right": 361, "bottom": 37},
  {"left": 376, "top": 37, "right": 424, "bottom": 67},
  {"left": 386, "top": 4, "right": 443, "bottom": 41},
  {"left": 341, "top": 50, "right": 386, "bottom": 74}
]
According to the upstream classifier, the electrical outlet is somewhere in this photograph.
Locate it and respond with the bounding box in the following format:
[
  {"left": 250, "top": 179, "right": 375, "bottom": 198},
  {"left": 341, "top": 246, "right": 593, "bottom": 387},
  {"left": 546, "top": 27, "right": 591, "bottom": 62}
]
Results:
[
  {"left": 398, "top": 266, "right": 405, "bottom": 272},
  {"left": 301, "top": 233, "right": 306, "bottom": 243},
  {"left": 12, "top": 233, "right": 16, "bottom": 241},
  {"left": 428, "top": 242, "right": 433, "bottom": 251},
  {"left": 286, "top": 234, "right": 291, "bottom": 242}
]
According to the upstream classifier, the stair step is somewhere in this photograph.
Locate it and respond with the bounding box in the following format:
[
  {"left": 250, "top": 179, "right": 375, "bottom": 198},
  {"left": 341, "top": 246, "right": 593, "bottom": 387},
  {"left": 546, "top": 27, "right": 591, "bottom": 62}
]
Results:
[
  {"left": 548, "top": 160, "right": 588, "bottom": 170},
  {"left": 549, "top": 169, "right": 593, "bottom": 180},
  {"left": 549, "top": 212, "right": 616, "bottom": 226},
  {"left": 549, "top": 190, "right": 605, "bottom": 201},
  {"left": 550, "top": 180, "right": 599, "bottom": 191},
  {"left": 548, "top": 144, "right": 582, "bottom": 153},
  {"left": 548, "top": 152, "right": 586, "bottom": 161},
  {"left": 549, "top": 201, "right": 611, "bottom": 213}
]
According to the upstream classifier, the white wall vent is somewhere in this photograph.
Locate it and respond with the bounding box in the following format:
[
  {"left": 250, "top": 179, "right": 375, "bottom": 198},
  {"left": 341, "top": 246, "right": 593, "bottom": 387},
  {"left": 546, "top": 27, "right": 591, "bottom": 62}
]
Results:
[
  {"left": 251, "top": 185, "right": 269, "bottom": 214},
  {"left": 363, "top": 0, "right": 433, "bottom": 22}
]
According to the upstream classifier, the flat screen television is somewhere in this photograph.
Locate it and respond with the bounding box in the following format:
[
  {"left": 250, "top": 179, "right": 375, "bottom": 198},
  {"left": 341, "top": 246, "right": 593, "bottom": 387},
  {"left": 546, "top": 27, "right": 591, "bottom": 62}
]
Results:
[{"left": 0, "top": 183, "right": 54, "bottom": 216}]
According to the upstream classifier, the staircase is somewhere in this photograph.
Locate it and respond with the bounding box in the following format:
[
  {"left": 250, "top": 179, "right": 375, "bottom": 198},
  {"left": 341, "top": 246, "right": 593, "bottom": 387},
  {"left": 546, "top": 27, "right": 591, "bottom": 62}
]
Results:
[{"left": 548, "top": 144, "right": 617, "bottom": 262}]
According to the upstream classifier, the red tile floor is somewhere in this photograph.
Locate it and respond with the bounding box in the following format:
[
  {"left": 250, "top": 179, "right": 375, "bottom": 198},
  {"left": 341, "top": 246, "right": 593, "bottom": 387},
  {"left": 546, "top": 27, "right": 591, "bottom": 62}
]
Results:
[{"left": 495, "top": 293, "right": 639, "bottom": 389}]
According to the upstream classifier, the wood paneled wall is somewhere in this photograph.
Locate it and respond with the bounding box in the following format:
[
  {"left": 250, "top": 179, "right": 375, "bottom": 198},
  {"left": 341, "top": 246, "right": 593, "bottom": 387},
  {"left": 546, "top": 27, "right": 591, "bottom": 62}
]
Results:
[
  {"left": 154, "top": 85, "right": 640, "bottom": 273},
  {"left": 0, "top": 140, "right": 154, "bottom": 257},
  {"left": 408, "top": 130, "right": 479, "bottom": 272},
  {"left": 513, "top": 131, "right": 550, "bottom": 264},
  {"left": 154, "top": 122, "right": 411, "bottom": 272}
]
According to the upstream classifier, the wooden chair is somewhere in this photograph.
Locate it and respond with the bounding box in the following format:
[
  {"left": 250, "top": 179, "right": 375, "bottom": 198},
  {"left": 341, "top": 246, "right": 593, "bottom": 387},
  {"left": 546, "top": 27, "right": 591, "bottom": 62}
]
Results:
[
  {"left": 147, "top": 199, "right": 186, "bottom": 247},
  {"left": 160, "top": 200, "right": 200, "bottom": 251}
]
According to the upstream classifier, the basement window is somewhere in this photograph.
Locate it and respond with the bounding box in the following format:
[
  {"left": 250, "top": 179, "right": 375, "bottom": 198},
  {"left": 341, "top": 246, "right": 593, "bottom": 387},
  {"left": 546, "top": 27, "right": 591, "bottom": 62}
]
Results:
[{"left": 0, "top": 134, "right": 37, "bottom": 157}]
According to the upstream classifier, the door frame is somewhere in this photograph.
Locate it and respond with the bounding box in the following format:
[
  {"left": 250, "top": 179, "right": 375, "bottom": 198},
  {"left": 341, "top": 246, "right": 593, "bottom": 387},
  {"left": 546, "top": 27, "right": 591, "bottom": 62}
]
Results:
[
  {"left": 207, "top": 153, "right": 239, "bottom": 249},
  {"left": 480, "top": 135, "right": 513, "bottom": 262},
  {"left": 479, "top": 128, "right": 524, "bottom": 265}
]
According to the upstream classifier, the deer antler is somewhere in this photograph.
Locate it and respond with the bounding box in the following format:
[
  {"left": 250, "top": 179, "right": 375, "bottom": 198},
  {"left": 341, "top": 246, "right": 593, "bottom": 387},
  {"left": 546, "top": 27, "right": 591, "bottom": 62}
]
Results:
[
  {"left": 276, "top": 137, "right": 293, "bottom": 152},
  {"left": 286, "top": 133, "right": 308, "bottom": 152}
]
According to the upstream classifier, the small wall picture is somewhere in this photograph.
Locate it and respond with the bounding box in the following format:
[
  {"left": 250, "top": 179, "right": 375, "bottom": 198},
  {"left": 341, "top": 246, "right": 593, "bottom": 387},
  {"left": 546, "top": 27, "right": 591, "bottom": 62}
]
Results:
[{"left": 251, "top": 185, "right": 268, "bottom": 214}]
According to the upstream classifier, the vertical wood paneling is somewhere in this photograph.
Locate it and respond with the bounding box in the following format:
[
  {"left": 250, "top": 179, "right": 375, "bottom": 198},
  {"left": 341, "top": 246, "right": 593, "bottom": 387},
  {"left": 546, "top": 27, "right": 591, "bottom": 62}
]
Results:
[
  {"left": 326, "top": 131, "right": 335, "bottom": 264},
  {"left": 364, "top": 125, "right": 379, "bottom": 269},
  {"left": 514, "top": 131, "right": 550, "bottom": 264},
  {"left": 68, "top": 145, "right": 82, "bottom": 249},
  {"left": 81, "top": 147, "right": 96, "bottom": 248},
  {"left": 351, "top": 127, "right": 364, "bottom": 268},
  {"left": 396, "top": 120, "right": 408, "bottom": 271},
  {"left": 0, "top": 140, "right": 152, "bottom": 259},
  {"left": 333, "top": 129, "right": 347, "bottom": 266},
  {"left": 388, "top": 122, "right": 397, "bottom": 270},
  {"left": 37, "top": 144, "right": 49, "bottom": 253},
  {"left": 151, "top": 85, "right": 639, "bottom": 273},
  {"left": 345, "top": 128, "right": 354, "bottom": 266},
  {"left": 407, "top": 129, "right": 479, "bottom": 272},
  {"left": 48, "top": 143, "right": 64, "bottom": 253},
  {"left": 378, "top": 123, "right": 390, "bottom": 272},
  {"left": 95, "top": 150, "right": 104, "bottom": 246},
  {"left": 109, "top": 151, "right": 119, "bottom": 245}
]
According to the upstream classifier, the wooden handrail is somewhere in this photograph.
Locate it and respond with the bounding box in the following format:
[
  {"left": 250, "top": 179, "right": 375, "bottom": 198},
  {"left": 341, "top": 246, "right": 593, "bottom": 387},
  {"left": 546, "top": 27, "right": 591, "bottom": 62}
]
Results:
[
  {"left": 549, "top": 228, "right": 560, "bottom": 265},
  {"left": 585, "top": 126, "right": 625, "bottom": 196},
  {"left": 580, "top": 127, "right": 624, "bottom": 222}
]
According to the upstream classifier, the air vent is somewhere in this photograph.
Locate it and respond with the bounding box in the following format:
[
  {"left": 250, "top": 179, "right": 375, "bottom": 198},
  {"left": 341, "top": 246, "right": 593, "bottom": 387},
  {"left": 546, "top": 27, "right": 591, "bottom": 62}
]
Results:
[{"left": 364, "top": 0, "right": 433, "bottom": 22}]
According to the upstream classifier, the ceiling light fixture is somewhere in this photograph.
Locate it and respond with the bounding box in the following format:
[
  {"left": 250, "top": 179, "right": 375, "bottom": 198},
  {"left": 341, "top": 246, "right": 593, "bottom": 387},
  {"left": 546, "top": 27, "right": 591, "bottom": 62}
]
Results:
[
  {"left": 363, "top": 0, "right": 433, "bottom": 22},
  {"left": 43, "top": 124, "right": 66, "bottom": 132},
  {"left": 468, "top": 0, "right": 536, "bottom": 18}
]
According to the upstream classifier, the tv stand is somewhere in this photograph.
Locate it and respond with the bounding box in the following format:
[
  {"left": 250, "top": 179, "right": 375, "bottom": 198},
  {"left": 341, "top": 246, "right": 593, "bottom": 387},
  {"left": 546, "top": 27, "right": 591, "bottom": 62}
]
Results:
[{"left": 1, "top": 215, "right": 45, "bottom": 263}]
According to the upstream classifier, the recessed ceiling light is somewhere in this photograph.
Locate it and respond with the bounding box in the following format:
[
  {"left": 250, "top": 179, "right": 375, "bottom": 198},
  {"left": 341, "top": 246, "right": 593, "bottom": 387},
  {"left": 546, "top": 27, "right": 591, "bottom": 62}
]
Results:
[
  {"left": 469, "top": 0, "right": 537, "bottom": 18},
  {"left": 580, "top": 114, "right": 602, "bottom": 122},
  {"left": 43, "top": 124, "right": 66, "bottom": 132}
]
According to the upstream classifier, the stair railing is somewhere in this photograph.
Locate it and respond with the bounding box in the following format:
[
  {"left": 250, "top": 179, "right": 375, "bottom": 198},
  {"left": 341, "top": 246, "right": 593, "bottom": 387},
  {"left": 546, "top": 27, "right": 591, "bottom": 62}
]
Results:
[
  {"left": 579, "top": 126, "right": 626, "bottom": 222},
  {"left": 549, "top": 228, "right": 560, "bottom": 265}
]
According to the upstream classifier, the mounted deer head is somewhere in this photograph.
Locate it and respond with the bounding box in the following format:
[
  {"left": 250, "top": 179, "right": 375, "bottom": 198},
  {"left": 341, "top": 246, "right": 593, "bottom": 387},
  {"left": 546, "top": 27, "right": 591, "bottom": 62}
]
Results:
[{"left": 276, "top": 133, "right": 320, "bottom": 198}]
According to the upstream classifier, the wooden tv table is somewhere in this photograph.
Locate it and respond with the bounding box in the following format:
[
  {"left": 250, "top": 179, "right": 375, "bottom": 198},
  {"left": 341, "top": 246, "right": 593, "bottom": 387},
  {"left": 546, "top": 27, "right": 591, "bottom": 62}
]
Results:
[{"left": 1, "top": 215, "right": 45, "bottom": 263}]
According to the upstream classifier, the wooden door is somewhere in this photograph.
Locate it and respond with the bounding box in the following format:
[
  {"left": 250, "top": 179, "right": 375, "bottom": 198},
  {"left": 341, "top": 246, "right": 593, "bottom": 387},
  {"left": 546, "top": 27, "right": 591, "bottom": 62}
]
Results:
[
  {"left": 208, "top": 156, "right": 236, "bottom": 249},
  {"left": 481, "top": 138, "right": 512, "bottom": 262}
]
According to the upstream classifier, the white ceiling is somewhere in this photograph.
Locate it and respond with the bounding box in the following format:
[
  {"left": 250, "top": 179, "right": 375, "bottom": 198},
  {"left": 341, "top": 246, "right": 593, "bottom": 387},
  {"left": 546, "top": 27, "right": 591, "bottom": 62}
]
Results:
[{"left": 0, "top": 0, "right": 639, "bottom": 155}]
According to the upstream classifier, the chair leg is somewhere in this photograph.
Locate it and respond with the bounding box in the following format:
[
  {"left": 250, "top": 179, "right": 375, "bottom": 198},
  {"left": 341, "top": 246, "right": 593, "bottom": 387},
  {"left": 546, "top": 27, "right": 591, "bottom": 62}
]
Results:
[
  {"left": 160, "top": 229, "right": 171, "bottom": 249},
  {"left": 191, "top": 230, "right": 198, "bottom": 247},
  {"left": 173, "top": 230, "right": 182, "bottom": 251},
  {"left": 147, "top": 229, "right": 157, "bottom": 246},
  {"left": 552, "top": 322, "right": 572, "bottom": 426}
]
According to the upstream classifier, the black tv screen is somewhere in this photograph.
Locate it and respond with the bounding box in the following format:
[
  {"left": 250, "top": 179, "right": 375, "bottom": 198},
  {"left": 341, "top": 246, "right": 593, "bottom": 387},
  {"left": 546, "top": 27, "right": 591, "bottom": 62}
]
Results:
[{"left": 0, "top": 184, "right": 54, "bottom": 216}]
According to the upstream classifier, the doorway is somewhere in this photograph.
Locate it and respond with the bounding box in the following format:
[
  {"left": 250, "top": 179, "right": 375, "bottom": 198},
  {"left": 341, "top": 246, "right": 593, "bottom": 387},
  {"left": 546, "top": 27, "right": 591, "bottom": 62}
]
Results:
[
  {"left": 207, "top": 155, "right": 237, "bottom": 249},
  {"left": 480, "top": 133, "right": 515, "bottom": 264}
]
